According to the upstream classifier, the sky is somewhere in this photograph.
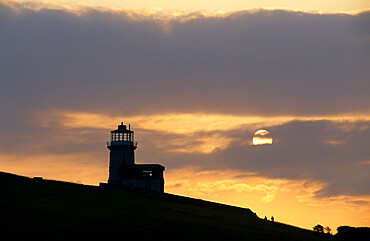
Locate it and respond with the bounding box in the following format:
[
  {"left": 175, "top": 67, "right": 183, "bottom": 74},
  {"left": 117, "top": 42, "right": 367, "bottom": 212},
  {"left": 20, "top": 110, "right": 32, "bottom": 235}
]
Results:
[{"left": 0, "top": 0, "right": 369, "bottom": 231}]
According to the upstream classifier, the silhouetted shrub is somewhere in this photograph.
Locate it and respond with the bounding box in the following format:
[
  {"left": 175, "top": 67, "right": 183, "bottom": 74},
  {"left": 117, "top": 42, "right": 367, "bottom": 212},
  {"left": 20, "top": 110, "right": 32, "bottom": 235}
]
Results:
[{"left": 313, "top": 224, "right": 324, "bottom": 233}]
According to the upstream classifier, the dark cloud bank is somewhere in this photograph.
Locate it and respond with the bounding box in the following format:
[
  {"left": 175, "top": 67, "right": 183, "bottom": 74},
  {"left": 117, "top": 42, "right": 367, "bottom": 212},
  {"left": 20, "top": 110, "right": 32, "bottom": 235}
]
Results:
[
  {"left": 1, "top": 2, "right": 369, "bottom": 117},
  {"left": 0, "top": 2, "right": 369, "bottom": 198}
]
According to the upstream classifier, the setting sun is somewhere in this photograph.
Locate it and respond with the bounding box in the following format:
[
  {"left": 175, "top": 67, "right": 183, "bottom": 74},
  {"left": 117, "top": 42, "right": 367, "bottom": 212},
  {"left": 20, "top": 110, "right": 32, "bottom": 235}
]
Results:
[{"left": 252, "top": 129, "right": 273, "bottom": 145}]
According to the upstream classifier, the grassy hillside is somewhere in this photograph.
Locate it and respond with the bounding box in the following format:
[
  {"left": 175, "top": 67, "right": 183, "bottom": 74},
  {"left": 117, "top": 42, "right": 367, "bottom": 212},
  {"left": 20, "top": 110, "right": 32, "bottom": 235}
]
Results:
[{"left": 0, "top": 171, "right": 332, "bottom": 241}]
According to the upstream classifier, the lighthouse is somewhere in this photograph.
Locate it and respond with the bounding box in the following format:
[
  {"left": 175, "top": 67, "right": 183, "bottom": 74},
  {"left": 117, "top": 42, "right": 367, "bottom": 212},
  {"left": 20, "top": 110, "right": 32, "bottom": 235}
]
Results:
[
  {"left": 102, "top": 122, "right": 165, "bottom": 193},
  {"left": 107, "top": 122, "right": 136, "bottom": 184}
]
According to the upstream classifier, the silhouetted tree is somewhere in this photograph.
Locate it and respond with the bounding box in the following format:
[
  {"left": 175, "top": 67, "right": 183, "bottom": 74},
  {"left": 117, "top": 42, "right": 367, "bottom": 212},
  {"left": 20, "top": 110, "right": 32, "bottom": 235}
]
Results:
[
  {"left": 324, "top": 226, "right": 332, "bottom": 235},
  {"left": 313, "top": 224, "right": 324, "bottom": 233}
]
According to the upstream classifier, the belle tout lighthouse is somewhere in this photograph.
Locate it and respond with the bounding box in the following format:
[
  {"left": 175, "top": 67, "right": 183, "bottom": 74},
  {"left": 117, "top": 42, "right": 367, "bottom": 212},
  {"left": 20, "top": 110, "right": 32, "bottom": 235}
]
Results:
[{"left": 100, "top": 122, "right": 165, "bottom": 193}]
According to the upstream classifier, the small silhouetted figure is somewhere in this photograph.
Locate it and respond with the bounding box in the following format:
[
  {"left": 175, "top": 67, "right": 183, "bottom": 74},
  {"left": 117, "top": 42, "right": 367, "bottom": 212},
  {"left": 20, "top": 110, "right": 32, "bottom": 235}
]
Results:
[
  {"left": 271, "top": 216, "right": 274, "bottom": 222},
  {"left": 264, "top": 216, "right": 267, "bottom": 220}
]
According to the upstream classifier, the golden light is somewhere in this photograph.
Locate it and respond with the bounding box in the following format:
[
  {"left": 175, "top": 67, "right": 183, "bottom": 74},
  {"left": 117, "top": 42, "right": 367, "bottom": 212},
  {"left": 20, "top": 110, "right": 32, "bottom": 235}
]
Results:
[{"left": 252, "top": 129, "right": 273, "bottom": 145}]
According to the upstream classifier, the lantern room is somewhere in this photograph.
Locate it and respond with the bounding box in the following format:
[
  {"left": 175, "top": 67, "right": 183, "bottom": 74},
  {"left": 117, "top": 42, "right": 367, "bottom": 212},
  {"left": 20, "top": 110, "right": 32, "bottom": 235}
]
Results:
[{"left": 108, "top": 122, "right": 135, "bottom": 146}]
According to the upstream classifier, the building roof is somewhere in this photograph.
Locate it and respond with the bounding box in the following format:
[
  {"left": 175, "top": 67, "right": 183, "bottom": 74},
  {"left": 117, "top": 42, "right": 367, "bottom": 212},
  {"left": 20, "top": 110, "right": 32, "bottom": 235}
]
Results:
[{"left": 111, "top": 122, "right": 133, "bottom": 133}]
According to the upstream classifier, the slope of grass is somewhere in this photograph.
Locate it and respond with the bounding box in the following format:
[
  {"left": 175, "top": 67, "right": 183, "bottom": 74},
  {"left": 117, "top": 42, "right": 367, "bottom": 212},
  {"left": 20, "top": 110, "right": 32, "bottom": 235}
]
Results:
[{"left": 0, "top": 171, "right": 332, "bottom": 241}]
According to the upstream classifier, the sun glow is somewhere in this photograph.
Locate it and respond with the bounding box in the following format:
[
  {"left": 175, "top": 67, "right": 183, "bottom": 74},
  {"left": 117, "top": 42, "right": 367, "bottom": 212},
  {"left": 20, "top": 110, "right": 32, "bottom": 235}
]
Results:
[
  {"left": 7, "top": 0, "right": 370, "bottom": 14},
  {"left": 42, "top": 111, "right": 370, "bottom": 134},
  {"left": 44, "top": 111, "right": 290, "bottom": 134}
]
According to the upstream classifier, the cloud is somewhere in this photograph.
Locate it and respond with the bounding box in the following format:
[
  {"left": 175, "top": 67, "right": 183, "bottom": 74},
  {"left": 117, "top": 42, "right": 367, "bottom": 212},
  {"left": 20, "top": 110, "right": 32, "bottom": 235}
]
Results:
[
  {"left": 2, "top": 108, "right": 368, "bottom": 198},
  {"left": 152, "top": 119, "right": 370, "bottom": 197},
  {"left": 1, "top": 2, "right": 369, "bottom": 119}
]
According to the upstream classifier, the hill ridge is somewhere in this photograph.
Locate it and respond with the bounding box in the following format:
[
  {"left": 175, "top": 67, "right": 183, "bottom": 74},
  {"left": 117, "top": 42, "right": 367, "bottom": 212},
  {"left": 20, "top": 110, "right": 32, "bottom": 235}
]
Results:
[{"left": 0, "top": 171, "right": 331, "bottom": 241}]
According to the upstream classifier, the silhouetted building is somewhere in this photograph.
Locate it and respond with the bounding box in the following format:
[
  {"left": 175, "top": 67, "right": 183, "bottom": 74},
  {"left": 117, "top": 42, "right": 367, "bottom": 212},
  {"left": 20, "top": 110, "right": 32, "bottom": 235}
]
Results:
[{"left": 101, "top": 122, "right": 165, "bottom": 193}]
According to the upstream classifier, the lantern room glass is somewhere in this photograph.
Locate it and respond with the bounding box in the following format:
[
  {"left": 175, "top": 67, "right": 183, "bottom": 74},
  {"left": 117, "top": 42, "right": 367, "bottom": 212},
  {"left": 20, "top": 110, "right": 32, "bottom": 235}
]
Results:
[{"left": 111, "top": 132, "right": 133, "bottom": 142}]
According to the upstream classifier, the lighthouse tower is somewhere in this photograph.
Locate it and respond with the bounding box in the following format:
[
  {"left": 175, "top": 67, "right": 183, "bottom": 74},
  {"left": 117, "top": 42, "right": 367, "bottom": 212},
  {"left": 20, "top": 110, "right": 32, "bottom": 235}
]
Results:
[
  {"left": 103, "top": 122, "right": 165, "bottom": 193},
  {"left": 107, "top": 122, "right": 136, "bottom": 184}
]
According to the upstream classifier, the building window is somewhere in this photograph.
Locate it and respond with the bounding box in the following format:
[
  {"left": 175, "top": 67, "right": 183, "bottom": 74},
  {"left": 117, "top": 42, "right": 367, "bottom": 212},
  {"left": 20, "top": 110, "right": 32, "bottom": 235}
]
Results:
[{"left": 143, "top": 170, "right": 152, "bottom": 177}]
